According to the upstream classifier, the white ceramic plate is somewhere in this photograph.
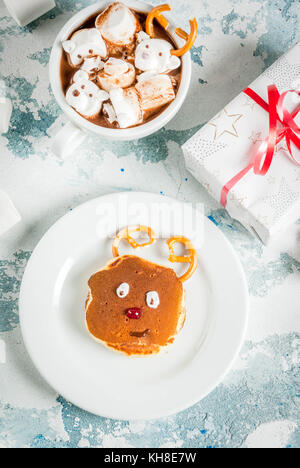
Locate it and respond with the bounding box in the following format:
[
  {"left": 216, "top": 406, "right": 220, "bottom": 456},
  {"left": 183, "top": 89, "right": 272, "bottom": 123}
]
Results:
[{"left": 19, "top": 192, "right": 248, "bottom": 420}]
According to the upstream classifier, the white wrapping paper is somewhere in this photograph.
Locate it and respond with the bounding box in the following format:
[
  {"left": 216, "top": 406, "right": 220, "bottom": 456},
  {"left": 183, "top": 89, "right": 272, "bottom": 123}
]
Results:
[{"left": 183, "top": 42, "right": 300, "bottom": 244}]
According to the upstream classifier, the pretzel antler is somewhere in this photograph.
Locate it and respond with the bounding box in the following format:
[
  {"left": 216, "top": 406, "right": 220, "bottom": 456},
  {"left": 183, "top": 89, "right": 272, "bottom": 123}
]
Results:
[
  {"left": 171, "top": 18, "right": 198, "bottom": 57},
  {"left": 112, "top": 225, "right": 157, "bottom": 258},
  {"left": 145, "top": 5, "right": 197, "bottom": 57},
  {"left": 145, "top": 4, "right": 171, "bottom": 38},
  {"left": 166, "top": 236, "right": 198, "bottom": 282}
]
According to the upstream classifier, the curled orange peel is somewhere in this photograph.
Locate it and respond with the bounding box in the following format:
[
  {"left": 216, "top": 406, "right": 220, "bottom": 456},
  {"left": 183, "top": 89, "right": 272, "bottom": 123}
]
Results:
[
  {"left": 112, "top": 225, "right": 157, "bottom": 258},
  {"left": 166, "top": 236, "right": 198, "bottom": 282},
  {"left": 146, "top": 4, "right": 171, "bottom": 38},
  {"left": 171, "top": 18, "right": 198, "bottom": 56}
]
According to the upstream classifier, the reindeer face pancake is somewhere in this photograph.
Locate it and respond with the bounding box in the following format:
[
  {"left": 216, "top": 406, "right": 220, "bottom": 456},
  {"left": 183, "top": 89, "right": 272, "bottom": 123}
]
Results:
[
  {"left": 86, "top": 255, "right": 185, "bottom": 355},
  {"left": 86, "top": 226, "right": 197, "bottom": 355}
]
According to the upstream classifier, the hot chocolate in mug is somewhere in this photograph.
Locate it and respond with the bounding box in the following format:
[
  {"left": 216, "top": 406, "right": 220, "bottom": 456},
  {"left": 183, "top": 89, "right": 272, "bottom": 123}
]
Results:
[{"left": 49, "top": 1, "right": 193, "bottom": 158}]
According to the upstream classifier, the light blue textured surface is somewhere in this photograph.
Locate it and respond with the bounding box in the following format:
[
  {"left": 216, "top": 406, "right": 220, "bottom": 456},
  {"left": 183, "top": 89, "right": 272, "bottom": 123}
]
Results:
[{"left": 0, "top": 0, "right": 299, "bottom": 448}]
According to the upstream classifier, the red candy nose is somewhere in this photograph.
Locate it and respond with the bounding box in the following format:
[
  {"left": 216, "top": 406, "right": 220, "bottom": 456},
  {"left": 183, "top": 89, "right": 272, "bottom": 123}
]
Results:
[{"left": 126, "top": 308, "right": 142, "bottom": 319}]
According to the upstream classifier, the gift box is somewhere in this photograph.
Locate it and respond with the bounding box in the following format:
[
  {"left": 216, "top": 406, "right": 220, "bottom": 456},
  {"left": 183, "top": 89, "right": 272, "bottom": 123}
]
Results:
[{"left": 182, "top": 42, "right": 300, "bottom": 244}]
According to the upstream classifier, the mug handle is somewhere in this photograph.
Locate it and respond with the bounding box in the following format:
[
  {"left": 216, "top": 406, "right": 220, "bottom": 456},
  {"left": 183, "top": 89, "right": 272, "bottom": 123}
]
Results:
[{"left": 52, "top": 121, "right": 86, "bottom": 158}]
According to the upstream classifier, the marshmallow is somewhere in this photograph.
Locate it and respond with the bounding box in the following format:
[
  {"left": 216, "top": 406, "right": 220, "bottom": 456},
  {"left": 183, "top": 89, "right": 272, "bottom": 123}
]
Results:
[
  {"left": 135, "top": 38, "right": 181, "bottom": 74},
  {"left": 3, "top": 0, "right": 55, "bottom": 27},
  {"left": 66, "top": 71, "right": 109, "bottom": 118},
  {"left": 136, "top": 31, "right": 150, "bottom": 43},
  {"left": 136, "top": 71, "right": 157, "bottom": 83},
  {"left": 135, "top": 74, "right": 175, "bottom": 113},
  {"left": 0, "top": 97, "right": 13, "bottom": 134},
  {"left": 96, "top": 2, "right": 140, "bottom": 47},
  {"left": 97, "top": 58, "right": 135, "bottom": 92},
  {"left": 0, "top": 190, "right": 21, "bottom": 236},
  {"left": 62, "top": 28, "right": 107, "bottom": 67},
  {"left": 108, "top": 87, "right": 143, "bottom": 128},
  {"left": 103, "top": 102, "right": 117, "bottom": 125},
  {"left": 104, "top": 57, "right": 129, "bottom": 76},
  {"left": 80, "top": 56, "right": 104, "bottom": 78}
]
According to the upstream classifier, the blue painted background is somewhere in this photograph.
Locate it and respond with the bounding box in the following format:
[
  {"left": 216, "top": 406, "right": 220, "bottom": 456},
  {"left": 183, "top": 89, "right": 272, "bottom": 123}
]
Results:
[{"left": 0, "top": 0, "right": 299, "bottom": 448}]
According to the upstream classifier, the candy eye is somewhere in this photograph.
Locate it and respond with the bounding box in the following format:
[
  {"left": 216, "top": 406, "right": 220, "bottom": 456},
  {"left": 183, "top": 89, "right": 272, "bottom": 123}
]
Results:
[
  {"left": 146, "top": 291, "right": 160, "bottom": 309},
  {"left": 116, "top": 283, "right": 129, "bottom": 298}
]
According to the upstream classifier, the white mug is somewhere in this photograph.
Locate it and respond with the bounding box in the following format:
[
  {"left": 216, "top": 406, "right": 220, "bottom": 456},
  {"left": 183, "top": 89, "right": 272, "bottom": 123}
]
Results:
[
  {"left": 49, "top": 0, "right": 192, "bottom": 158},
  {"left": 3, "top": 0, "right": 56, "bottom": 27}
]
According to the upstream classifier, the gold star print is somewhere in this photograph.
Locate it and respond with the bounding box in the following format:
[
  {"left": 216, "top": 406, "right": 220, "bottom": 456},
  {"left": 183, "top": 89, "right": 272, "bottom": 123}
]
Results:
[
  {"left": 294, "top": 169, "right": 300, "bottom": 181},
  {"left": 267, "top": 175, "right": 276, "bottom": 184},
  {"left": 276, "top": 141, "right": 289, "bottom": 154},
  {"left": 212, "top": 169, "right": 221, "bottom": 178},
  {"left": 248, "top": 130, "right": 264, "bottom": 144},
  {"left": 229, "top": 193, "right": 248, "bottom": 205},
  {"left": 257, "top": 213, "right": 271, "bottom": 227},
  {"left": 208, "top": 108, "right": 243, "bottom": 140},
  {"left": 202, "top": 182, "right": 211, "bottom": 192},
  {"left": 243, "top": 95, "right": 256, "bottom": 111}
]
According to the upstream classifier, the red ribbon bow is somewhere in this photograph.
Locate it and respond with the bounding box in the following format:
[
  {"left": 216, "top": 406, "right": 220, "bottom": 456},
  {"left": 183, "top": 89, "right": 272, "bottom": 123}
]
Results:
[{"left": 220, "top": 84, "right": 300, "bottom": 207}]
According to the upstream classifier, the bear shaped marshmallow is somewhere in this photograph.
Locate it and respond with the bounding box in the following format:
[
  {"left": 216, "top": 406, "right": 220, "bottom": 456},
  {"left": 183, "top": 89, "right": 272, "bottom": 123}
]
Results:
[
  {"left": 62, "top": 28, "right": 107, "bottom": 67},
  {"left": 66, "top": 71, "right": 109, "bottom": 118},
  {"left": 135, "top": 36, "right": 181, "bottom": 75}
]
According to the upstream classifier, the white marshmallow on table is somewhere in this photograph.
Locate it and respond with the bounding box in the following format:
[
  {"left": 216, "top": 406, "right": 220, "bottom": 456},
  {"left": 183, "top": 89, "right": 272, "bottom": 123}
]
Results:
[
  {"left": 97, "top": 58, "right": 135, "bottom": 92},
  {"left": 66, "top": 71, "right": 109, "bottom": 118},
  {"left": 135, "top": 38, "right": 181, "bottom": 74},
  {"left": 96, "top": 2, "right": 140, "bottom": 47},
  {"left": 62, "top": 28, "right": 107, "bottom": 67},
  {"left": 3, "top": 0, "right": 55, "bottom": 27},
  {"left": 107, "top": 87, "right": 143, "bottom": 128},
  {"left": 135, "top": 74, "right": 175, "bottom": 113},
  {"left": 0, "top": 97, "right": 13, "bottom": 134},
  {"left": 0, "top": 190, "right": 21, "bottom": 236}
]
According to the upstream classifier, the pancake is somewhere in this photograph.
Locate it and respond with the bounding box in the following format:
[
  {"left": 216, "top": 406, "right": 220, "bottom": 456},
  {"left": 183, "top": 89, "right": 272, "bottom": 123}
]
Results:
[{"left": 86, "top": 255, "right": 185, "bottom": 355}]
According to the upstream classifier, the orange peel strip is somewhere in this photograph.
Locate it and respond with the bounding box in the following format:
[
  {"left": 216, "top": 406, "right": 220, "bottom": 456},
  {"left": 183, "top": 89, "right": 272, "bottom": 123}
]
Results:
[
  {"left": 166, "top": 236, "right": 198, "bottom": 282},
  {"left": 175, "top": 28, "right": 189, "bottom": 41},
  {"left": 156, "top": 13, "right": 169, "bottom": 30},
  {"left": 171, "top": 18, "right": 198, "bottom": 57},
  {"left": 112, "top": 225, "right": 157, "bottom": 258},
  {"left": 146, "top": 4, "right": 171, "bottom": 38}
]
